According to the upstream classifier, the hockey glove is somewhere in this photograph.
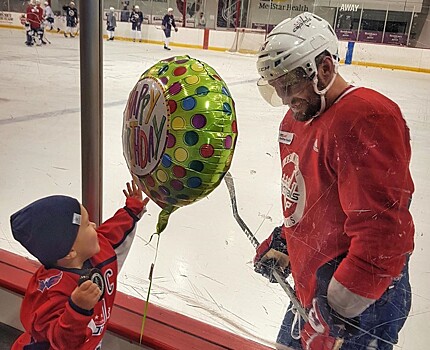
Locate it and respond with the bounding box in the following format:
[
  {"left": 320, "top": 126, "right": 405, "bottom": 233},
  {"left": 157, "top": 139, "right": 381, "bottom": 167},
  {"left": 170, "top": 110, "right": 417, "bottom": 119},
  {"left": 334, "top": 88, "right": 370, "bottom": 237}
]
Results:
[
  {"left": 301, "top": 295, "right": 345, "bottom": 350},
  {"left": 174, "top": 27, "right": 178, "bottom": 32},
  {"left": 253, "top": 226, "right": 290, "bottom": 283},
  {"left": 301, "top": 256, "right": 357, "bottom": 350}
]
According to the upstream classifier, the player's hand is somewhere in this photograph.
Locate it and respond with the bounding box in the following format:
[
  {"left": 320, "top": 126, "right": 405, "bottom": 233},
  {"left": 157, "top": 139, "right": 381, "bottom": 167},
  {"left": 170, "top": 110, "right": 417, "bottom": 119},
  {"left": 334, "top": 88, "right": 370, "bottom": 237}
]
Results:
[
  {"left": 71, "top": 280, "right": 102, "bottom": 311},
  {"left": 253, "top": 226, "right": 290, "bottom": 283},
  {"left": 301, "top": 258, "right": 358, "bottom": 350},
  {"left": 174, "top": 27, "right": 178, "bottom": 32}
]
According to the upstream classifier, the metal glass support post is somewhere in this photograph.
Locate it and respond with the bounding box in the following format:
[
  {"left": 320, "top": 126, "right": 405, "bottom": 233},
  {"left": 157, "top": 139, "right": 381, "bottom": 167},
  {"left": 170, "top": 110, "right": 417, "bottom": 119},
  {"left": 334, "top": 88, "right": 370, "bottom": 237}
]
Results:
[
  {"left": 236, "top": 0, "right": 241, "bottom": 28},
  {"left": 182, "top": 0, "right": 187, "bottom": 27},
  {"left": 246, "top": 0, "right": 251, "bottom": 27},
  {"left": 407, "top": 6, "right": 415, "bottom": 46},
  {"left": 356, "top": 2, "right": 364, "bottom": 40},
  {"left": 382, "top": 2, "right": 389, "bottom": 42},
  {"left": 333, "top": 3, "right": 339, "bottom": 30},
  {"left": 266, "top": 0, "right": 272, "bottom": 34},
  {"left": 80, "top": 0, "right": 103, "bottom": 226}
]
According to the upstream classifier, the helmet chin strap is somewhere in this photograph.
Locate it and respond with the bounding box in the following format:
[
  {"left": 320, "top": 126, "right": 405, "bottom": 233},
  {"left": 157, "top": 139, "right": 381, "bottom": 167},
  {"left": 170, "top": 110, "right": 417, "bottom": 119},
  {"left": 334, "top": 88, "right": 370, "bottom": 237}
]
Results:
[{"left": 306, "top": 59, "right": 339, "bottom": 123}]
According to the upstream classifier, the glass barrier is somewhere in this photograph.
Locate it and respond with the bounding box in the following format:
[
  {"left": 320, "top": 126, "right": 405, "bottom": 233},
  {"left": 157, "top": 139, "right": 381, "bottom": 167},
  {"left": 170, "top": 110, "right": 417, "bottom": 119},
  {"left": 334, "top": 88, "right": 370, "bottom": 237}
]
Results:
[
  {"left": 1, "top": 1, "right": 429, "bottom": 350},
  {"left": 4, "top": 0, "right": 429, "bottom": 47}
]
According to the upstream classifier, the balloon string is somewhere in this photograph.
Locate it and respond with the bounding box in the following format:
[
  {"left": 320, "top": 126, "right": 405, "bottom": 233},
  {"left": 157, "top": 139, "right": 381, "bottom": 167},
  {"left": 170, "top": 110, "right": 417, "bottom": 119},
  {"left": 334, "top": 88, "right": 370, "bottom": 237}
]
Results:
[
  {"left": 139, "top": 232, "right": 161, "bottom": 343},
  {"left": 146, "top": 232, "right": 157, "bottom": 245}
]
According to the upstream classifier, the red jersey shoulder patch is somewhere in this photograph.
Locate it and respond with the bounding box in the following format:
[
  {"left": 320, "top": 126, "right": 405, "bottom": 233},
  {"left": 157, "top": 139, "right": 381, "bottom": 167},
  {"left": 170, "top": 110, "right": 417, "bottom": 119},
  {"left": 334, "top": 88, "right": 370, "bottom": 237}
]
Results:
[{"left": 37, "top": 271, "right": 63, "bottom": 292}]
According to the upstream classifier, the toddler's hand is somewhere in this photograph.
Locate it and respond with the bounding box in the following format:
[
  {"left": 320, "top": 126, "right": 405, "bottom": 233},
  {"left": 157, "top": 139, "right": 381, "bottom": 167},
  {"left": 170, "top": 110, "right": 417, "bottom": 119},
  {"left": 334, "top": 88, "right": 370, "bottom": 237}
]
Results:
[
  {"left": 71, "top": 280, "right": 102, "bottom": 311},
  {"left": 123, "top": 179, "right": 150, "bottom": 208}
]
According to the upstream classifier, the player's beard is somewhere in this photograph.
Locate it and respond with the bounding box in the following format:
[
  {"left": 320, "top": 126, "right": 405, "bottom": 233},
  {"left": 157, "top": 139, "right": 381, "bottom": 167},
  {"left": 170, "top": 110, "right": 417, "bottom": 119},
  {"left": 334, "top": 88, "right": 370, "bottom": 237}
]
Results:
[{"left": 290, "top": 96, "right": 321, "bottom": 122}]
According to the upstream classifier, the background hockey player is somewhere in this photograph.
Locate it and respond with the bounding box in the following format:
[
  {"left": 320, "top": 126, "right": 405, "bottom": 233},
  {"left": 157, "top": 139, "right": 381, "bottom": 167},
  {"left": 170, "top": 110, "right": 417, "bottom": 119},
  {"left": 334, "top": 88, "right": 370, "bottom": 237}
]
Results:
[
  {"left": 253, "top": 12, "right": 415, "bottom": 350},
  {"left": 25, "top": 0, "right": 41, "bottom": 46},
  {"left": 106, "top": 7, "right": 117, "bottom": 41},
  {"left": 62, "top": 1, "right": 78, "bottom": 38},
  {"left": 43, "top": 1, "right": 54, "bottom": 31},
  {"left": 129, "top": 5, "right": 143, "bottom": 42},
  {"left": 161, "top": 7, "right": 178, "bottom": 50},
  {"left": 34, "top": 0, "right": 47, "bottom": 45},
  {"left": 10, "top": 180, "right": 149, "bottom": 349}
]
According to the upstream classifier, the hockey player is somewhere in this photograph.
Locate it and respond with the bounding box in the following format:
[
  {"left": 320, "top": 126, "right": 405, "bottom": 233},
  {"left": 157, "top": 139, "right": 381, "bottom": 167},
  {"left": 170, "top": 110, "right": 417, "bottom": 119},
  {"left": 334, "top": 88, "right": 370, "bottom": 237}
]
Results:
[
  {"left": 10, "top": 180, "right": 149, "bottom": 349},
  {"left": 34, "top": 0, "right": 47, "bottom": 45},
  {"left": 129, "top": 5, "right": 143, "bottom": 42},
  {"left": 161, "top": 7, "right": 178, "bottom": 50},
  {"left": 62, "top": 1, "right": 78, "bottom": 38},
  {"left": 253, "top": 12, "right": 414, "bottom": 350},
  {"left": 43, "top": 1, "right": 54, "bottom": 31},
  {"left": 25, "top": 0, "right": 39, "bottom": 46},
  {"left": 106, "top": 7, "right": 117, "bottom": 41}
]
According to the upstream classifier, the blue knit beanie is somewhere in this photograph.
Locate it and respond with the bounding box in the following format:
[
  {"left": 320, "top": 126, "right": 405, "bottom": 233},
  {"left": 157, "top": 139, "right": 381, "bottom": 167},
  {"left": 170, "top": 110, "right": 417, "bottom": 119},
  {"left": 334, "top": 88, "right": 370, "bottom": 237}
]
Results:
[{"left": 10, "top": 195, "right": 81, "bottom": 266}]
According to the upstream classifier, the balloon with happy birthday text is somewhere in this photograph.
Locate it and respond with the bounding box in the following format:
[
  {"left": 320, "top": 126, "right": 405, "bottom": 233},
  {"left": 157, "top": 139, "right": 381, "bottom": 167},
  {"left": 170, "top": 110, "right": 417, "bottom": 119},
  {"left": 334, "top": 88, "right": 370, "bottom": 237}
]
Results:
[{"left": 122, "top": 55, "right": 237, "bottom": 233}]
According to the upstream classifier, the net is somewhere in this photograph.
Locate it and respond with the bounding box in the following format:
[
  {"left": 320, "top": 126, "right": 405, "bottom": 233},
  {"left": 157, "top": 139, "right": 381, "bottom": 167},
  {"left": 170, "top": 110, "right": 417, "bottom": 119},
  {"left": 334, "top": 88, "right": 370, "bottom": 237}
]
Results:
[{"left": 228, "top": 27, "right": 266, "bottom": 55}]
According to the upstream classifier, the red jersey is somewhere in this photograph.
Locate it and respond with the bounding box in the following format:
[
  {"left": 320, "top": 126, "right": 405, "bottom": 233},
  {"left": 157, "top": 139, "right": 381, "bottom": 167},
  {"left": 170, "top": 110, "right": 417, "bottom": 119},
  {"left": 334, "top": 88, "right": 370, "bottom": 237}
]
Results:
[
  {"left": 26, "top": 4, "right": 41, "bottom": 30},
  {"left": 35, "top": 5, "right": 44, "bottom": 24},
  {"left": 12, "top": 197, "right": 144, "bottom": 350},
  {"left": 279, "top": 87, "right": 414, "bottom": 308}
]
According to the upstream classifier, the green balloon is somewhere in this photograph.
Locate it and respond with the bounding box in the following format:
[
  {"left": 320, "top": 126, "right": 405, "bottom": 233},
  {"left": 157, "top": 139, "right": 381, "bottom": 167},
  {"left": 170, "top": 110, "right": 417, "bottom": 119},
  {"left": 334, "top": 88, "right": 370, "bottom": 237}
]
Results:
[{"left": 123, "top": 55, "right": 237, "bottom": 233}]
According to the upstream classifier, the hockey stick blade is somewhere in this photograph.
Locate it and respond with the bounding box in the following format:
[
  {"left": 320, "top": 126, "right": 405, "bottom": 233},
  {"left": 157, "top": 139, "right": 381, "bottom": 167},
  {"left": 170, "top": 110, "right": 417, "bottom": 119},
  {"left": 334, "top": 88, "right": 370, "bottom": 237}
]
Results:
[{"left": 224, "top": 171, "right": 308, "bottom": 321}]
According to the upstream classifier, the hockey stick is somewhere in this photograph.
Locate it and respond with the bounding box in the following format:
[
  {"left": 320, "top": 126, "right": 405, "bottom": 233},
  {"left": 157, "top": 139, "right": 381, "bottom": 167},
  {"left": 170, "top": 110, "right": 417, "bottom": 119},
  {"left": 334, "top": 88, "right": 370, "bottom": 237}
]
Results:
[
  {"left": 223, "top": 171, "right": 308, "bottom": 322},
  {"left": 44, "top": 33, "right": 51, "bottom": 44}
]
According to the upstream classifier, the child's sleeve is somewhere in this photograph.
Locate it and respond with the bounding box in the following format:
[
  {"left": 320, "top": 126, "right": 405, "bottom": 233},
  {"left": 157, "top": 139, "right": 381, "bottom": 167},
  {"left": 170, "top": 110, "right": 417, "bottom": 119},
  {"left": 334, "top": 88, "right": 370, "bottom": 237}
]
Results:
[
  {"left": 28, "top": 293, "right": 93, "bottom": 349},
  {"left": 96, "top": 197, "right": 145, "bottom": 271}
]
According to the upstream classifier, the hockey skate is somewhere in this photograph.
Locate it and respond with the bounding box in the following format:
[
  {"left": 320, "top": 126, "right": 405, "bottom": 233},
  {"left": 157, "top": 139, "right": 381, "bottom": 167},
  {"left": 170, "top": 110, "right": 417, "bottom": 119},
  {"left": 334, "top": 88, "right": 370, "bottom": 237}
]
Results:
[{"left": 164, "top": 45, "right": 171, "bottom": 50}]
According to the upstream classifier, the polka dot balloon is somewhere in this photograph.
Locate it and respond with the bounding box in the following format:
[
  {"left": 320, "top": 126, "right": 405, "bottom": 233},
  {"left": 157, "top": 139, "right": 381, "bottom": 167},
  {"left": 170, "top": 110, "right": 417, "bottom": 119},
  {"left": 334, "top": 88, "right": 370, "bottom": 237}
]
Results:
[{"left": 123, "top": 55, "right": 238, "bottom": 233}]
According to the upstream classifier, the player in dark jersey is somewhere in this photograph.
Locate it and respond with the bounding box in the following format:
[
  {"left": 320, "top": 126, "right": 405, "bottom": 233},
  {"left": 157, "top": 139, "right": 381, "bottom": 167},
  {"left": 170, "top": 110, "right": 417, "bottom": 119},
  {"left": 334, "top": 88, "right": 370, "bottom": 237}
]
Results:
[
  {"left": 254, "top": 12, "right": 414, "bottom": 350},
  {"left": 11, "top": 180, "right": 149, "bottom": 349},
  {"left": 62, "top": 1, "right": 78, "bottom": 38},
  {"left": 106, "top": 7, "right": 117, "bottom": 41},
  {"left": 161, "top": 7, "right": 178, "bottom": 50},
  {"left": 129, "top": 5, "right": 143, "bottom": 42}
]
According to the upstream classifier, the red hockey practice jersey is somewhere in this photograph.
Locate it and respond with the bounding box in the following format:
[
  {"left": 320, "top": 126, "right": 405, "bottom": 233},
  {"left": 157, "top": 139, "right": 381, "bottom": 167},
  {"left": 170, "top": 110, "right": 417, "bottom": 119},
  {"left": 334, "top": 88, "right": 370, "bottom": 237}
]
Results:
[{"left": 279, "top": 87, "right": 414, "bottom": 308}]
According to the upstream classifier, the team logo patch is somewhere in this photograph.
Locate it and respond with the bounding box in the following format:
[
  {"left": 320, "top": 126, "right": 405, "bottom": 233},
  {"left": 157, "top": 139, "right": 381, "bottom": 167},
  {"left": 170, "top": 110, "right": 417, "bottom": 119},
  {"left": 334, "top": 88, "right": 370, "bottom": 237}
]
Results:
[
  {"left": 281, "top": 152, "right": 306, "bottom": 227},
  {"left": 38, "top": 272, "right": 63, "bottom": 292}
]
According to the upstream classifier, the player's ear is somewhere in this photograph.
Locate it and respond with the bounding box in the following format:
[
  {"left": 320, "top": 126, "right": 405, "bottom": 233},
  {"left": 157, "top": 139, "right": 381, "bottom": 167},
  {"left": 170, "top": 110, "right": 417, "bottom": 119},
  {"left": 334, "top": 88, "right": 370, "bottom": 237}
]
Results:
[{"left": 317, "top": 56, "right": 334, "bottom": 88}]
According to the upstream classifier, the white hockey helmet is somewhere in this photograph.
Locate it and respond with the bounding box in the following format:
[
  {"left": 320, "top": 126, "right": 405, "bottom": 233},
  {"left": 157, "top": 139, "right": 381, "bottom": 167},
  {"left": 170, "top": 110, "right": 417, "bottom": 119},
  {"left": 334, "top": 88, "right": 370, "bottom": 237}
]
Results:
[
  {"left": 134, "top": 5, "right": 139, "bottom": 9},
  {"left": 257, "top": 12, "right": 338, "bottom": 82},
  {"left": 109, "top": 7, "right": 114, "bottom": 11},
  {"left": 168, "top": 7, "right": 173, "bottom": 12}
]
